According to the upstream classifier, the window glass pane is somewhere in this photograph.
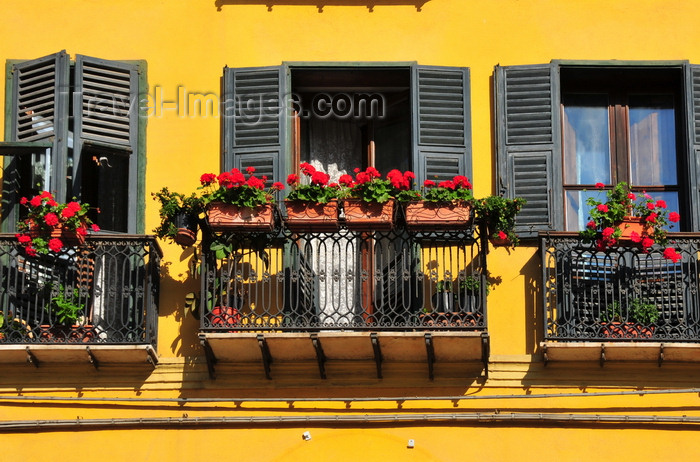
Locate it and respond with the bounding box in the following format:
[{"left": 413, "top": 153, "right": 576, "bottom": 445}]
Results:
[
  {"left": 629, "top": 94, "right": 677, "bottom": 186},
  {"left": 562, "top": 94, "right": 611, "bottom": 185},
  {"left": 565, "top": 189, "right": 607, "bottom": 231}
]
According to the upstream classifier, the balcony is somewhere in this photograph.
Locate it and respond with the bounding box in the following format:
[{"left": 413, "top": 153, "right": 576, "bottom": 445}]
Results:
[
  {"left": 0, "top": 234, "right": 161, "bottom": 367},
  {"left": 198, "top": 222, "right": 489, "bottom": 379},
  {"left": 540, "top": 232, "right": 700, "bottom": 364}
]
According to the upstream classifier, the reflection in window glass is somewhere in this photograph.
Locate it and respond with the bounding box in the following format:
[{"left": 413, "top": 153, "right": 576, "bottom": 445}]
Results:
[
  {"left": 562, "top": 94, "right": 611, "bottom": 185},
  {"left": 629, "top": 94, "right": 677, "bottom": 186},
  {"left": 565, "top": 189, "right": 607, "bottom": 231}
]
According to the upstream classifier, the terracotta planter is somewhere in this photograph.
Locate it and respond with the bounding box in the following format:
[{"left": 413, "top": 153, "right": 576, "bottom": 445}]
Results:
[
  {"left": 174, "top": 212, "right": 198, "bottom": 246},
  {"left": 617, "top": 216, "right": 648, "bottom": 242},
  {"left": 404, "top": 201, "right": 472, "bottom": 230},
  {"left": 209, "top": 306, "right": 241, "bottom": 332},
  {"left": 419, "top": 311, "right": 480, "bottom": 327},
  {"left": 342, "top": 199, "right": 395, "bottom": 231},
  {"left": 601, "top": 322, "right": 655, "bottom": 338},
  {"left": 40, "top": 324, "right": 95, "bottom": 343},
  {"left": 206, "top": 202, "right": 275, "bottom": 232},
  {"left": 30, "top": 226, "right": 86, "bottom": 246},
  {"left": 284, "top": 200, "right": 339, "bottom": 232}
]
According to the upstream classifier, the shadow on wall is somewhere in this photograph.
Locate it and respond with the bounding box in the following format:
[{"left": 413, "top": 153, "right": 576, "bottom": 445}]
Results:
[{"left": 214, "top": 0, "right": 430, "bottom": 12}]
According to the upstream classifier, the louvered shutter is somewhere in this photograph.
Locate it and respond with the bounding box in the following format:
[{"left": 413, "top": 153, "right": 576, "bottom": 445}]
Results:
[
  {"left": 1, "top": 52, "right": 70, "bottom": 228},
  {"left": 411, "top": 65, "right": 471, "bottom": 185},
  {"left": 495, "top": 64, "right": 562, "bottom": 237},
  {"left": 73, "top": 55, "right": 142, "bottom": 233},
  {"left": 686, "top": 64, "right": 700, "bottom": 231},
  {"left": 223, "top": 66, "right": 288, "bottom": 183}
]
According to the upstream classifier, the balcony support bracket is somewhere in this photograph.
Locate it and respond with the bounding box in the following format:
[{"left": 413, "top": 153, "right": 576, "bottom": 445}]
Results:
[
  {"left": 86, "top": 346, "right": 99, "bottom": 370},
  {"left": 257, "top": 334, "right": 273, "bottom": 380},
  {"left": 370, "top": 332, "right": 383, "bottom": 379},
  {"left": 425, "top": 333, "right": 435, "bottom": 381},
  {"left": 310, "top": 334, "right": 327, "bottom": 379},
  {"left": 481, "top": 333, "right": 490, "bottom": 378},
  {"left": 659, "top": 343, "right": 665, "bottom": 367},
  {"left": 199, "top": 335, "right": 217, "bottom": 380},
  {"left": 600, "top": 344, "right": 606, "bottom": 367},
  {"left": 542, "top": 343, "right": 549, "bottom": 367},
  {"left": 25, "top": 347, "right": 39, "bottom": 368}
]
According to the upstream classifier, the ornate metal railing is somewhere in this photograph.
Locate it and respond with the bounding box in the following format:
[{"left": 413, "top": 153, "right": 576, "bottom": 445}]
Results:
[
  {"left": 200, "top": 223, "right": 487, "bottom": 332},
  {"left": 0, "top": 234, "right": 161, "bottom": 345},
  {"left": 541, "top": 232, "right": 700, "bottom": 342}
]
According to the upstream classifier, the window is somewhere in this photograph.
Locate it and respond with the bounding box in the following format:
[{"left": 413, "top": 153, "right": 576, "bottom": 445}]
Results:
[
  {"left": 495, "top": 61, "right": 700, "bottom": 237},
  {"left": 222, "top": 63, "right": 472, "bottom": 186},
  {"left": 1, "top": 50, "right": 146, "bottom": 233}
]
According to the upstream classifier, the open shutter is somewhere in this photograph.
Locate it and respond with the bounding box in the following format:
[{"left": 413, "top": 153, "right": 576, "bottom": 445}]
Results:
[
  {"left": 494, "top": 64, "right": 562, "bottom": 237},
  {"left": 1, "top": 51, "right": 69, "bottom": 229},
  {"left": 73, "top": 55, "right": 142, "bottom": 233},
  {"left": 411, "top": 65, "right": 471, "bottom": 185},
  {"left": 685, "top": 64, "right": 700, "bottom": 231},
  {"left": 223, "top": 66, "right": 288, "bottom": 182}
]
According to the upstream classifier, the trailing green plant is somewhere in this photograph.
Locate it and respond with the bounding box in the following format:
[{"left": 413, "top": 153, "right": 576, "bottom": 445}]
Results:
[
  {"left": 474, "top": 195, "right": 526, "bottom": 246},
  {"left": 603, "top": 299, "right": 660, "bottom": 325},
  {"left": 47, "top": 284, "right": 86, "bottom": 325},
  {"left": 151, "top": 187, "right": 204, "bottom": 242},
  {"left": 458, "top": 274, "right": 490, "bottom": 295}
]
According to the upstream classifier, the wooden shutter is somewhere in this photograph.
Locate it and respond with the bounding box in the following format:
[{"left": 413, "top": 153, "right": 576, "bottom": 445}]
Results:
[
  {"left": 73, "top": 55, "right": 142, "bottom": 233},
  {"left": 223, "top": 66, "right": 288, "bottom": 182},
  {"left": 2, "top": 51, "right": 70, "bottom": 225},
  {"left": 685, "top": 64, "right": 700, "bottom": 231},
  {"left": 411, "top": 65, "right": 471, "bottom": 185},
  {"left": 494, "top": 64, "right": 562, "bottom": 237}
]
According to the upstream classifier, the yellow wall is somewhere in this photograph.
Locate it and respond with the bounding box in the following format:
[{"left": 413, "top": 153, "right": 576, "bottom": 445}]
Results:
[{"left": 3, "top": 0, "right": 700, "bottom": 459}]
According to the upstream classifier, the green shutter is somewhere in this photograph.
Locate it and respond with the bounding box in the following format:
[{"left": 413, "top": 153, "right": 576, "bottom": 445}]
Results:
[
  {"left": 2, "top": 51, "right": 69, "bottom": 228},
  {"left": 411, "top": 65, "right": 471, "bottom": 185},
  {"left": 686, "top": 64, "right": 700, "bottom": 231},
  {"left": 223, "top": 66, "right": 288, "bottom": 181},
  {"left": 495, "top": 64, "right": 561, "bottom": 237},
  {"left": 74, "top": 55, "right": 142, "bottom": 233}
]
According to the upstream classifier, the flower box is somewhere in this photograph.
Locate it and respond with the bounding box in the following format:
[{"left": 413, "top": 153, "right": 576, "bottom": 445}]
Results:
[
  {"left": 206, "top": 202, "right": 275, "bottom": 232},
  {"left": 30, "top": 226, "right": 86, "bottom": 247},
  {"left": 40, "top": 324, "right": 95, "bottom": 343},
  {"left": 601, "top": 322, "right": 655, "bottom": 339},
  {"left": 208, "top": 306, "right": 241, "bottom": 332},
  {"left": 342, "top": 199, "right": 395, "bottom": 231},
  {"left": 403, "top": 201, "right": 472, "bottom": 230},
  {"left": 284, "top": 200, "right": 340, "bottom": 232},
  {"left": 617, "top": 216, "right": 648, "bottom": 243}
]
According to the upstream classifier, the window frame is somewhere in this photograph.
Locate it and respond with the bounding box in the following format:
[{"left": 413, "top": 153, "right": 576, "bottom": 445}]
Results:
[{"left": 1, "top": 51, "right": 147, "bottom": 234}]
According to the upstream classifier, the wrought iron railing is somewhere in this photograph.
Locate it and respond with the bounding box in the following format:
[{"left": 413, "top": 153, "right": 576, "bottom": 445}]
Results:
[
  {"left": 541, "top": 232, "right": 700, "bottom": 342},
  {"left": 200, "top": 223, "right": 487, "bottom": 332},
  {"left": 0, "top": 234, "right": 161, "bottom": 345}
]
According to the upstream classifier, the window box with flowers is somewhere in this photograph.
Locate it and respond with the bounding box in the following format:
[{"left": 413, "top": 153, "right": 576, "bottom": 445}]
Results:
[
  {"left": 284, "top": 162, "right": 340, "bottom": 232},
  {"left": 579, "top": 182, "right": 682, "bottom": 262},
  {"left": 338, "top": 167, "right": 417, "bottom": 232},
  {"left": 199, "top": 167, "right": 284, "bottom": 233},
  {"left": 15, "top": 191, "right": 99, "bottom": 256},
  {"left": 404, "top": 176, "right": 474, "bottom": 231}
]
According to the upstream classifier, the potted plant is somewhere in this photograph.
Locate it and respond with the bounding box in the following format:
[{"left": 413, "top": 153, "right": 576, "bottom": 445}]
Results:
[
  {"left": 284, "top": 162, "right": 341, "bottom": 232},
  {"left": 580, "top": 182, "right": 681, "bottom": 261},
  {"left": 339, "top": 167, "right": 416, "bottom": 231},
  {"left": 199, "top": 167, "right": 284, "bottom": 232},
  {"left": 15, "top": 191, "right": 99, "bottom": 256},
  {"left": 152, "top": 187, "right": 204, "bottom": 247},
  {"left": 41, "top": 283, "right": 94, "bottom": 342},
  {"left": 404, "top": 175, "right": 474, "bottom": 230},
  {"left": 601, "top": 298, "right": 659, "bottom": 338},
  {"left": 474, "top": 195, "right": 526, "bottom": 247}
]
